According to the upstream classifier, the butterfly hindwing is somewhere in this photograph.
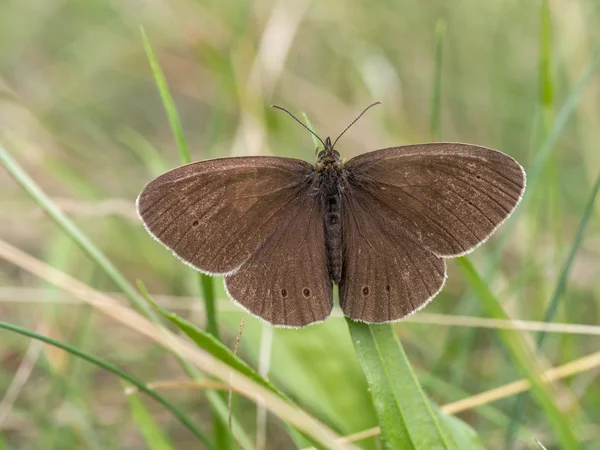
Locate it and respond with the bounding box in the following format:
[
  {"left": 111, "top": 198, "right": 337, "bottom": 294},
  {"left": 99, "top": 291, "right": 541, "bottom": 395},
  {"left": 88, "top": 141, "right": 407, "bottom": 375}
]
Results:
[
  {"left": 225, "top": 186, "right": 333, "bottom": 327},
  {"left": 339, "top": 186, "right": 447, "bottom": 322}
]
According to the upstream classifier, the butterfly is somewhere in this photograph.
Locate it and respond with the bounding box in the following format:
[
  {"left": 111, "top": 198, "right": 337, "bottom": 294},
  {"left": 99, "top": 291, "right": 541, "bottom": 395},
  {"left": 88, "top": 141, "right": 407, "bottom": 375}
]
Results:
[{"left": 137, "top": 103, "right": 526, "bottom": 327}]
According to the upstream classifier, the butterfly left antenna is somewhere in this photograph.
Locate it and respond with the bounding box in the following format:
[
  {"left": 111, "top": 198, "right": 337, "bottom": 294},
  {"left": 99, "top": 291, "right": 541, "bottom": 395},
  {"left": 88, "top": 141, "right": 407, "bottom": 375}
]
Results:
[{"left": 270, "top": 105, "right": 327, "bottom": 149}]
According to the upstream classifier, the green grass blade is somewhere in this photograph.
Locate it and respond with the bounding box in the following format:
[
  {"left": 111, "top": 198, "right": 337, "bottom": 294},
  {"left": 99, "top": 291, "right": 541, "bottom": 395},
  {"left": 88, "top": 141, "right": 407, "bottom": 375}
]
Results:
[
  {"left": 527, "top": 43, "right": 600, "bottom": 191},
  {"left": 126, "top": 389, "right": 175, "bottom": 450},
  {"left": 137, "top": 282, "right": 255, "bottom": 450},
  {"left": 41, "top": 237, "right": 103, "bottom": 450},
  {"left": 430, "top": 19, "right": 446, "bottom": 141},
  {"left": 138, "top": 281, "right": 264, "bottom": 450},
  {"left": 496, "top": 39, "right": 600, "bottom": 244},
  {"left": 200, "top": 274, "right": 220, "bottom": 339},
  {"left": 0, "top": 321, "right": 213, "bottom": 448},
  {"left": 347, "top": 320, "right": 454, "bottom": 449},
  {"left": 115, "top": 127, "right": 169, "bottom": 176},
  {"left": 421, "top": 370, "right": 537, "bottom": 444},
  {"left": 140, "top": 26, "right": 191, "bottom": 164},
  {"left": 302, "top": 112, "right": 322, "bottom": 149},
  {"left": 138, "top": 281, "right": 337, "bottom": 450},
  {"left": 507, "top": 169, "right": 600, "bottom": 444},
  {"left": 141, "top": 27, "right": 227, "bottom": 446},
  {"left": 505, "top": 1, "right": 556, "bottom": 443},
  {"left": 0, "top": 144, "right": 253, "bottom": 449},
  {"left": 537, "top": 169, "right": 600, "bottom": 345},
  {"left": 0, "top": 146, "right": 157, "bottom": 321},
  {"left": 456, "top": 258, "right": 580, "bottom": 449},
  {"left": 433, "top": 33, "right": 600, "bottom": 389},
  {"left": 137, "top": 280, "right": 284, "bottom": 397},
  {"left": 140, "top": 25, "right": 220, "bottom": 342}
]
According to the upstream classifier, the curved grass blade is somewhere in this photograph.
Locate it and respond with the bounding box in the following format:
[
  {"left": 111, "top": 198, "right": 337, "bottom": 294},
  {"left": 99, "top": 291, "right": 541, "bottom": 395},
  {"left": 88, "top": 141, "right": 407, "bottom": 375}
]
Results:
[
  {"left": 537, "top": 170, "right": 600, "bottom": 346},
  {"left": 433, "top": 31, "right": 600, "bottom": 397},
  {"left": 0, "top": 321, "right": 213, "bottom": 448},
  {"left": 137, "top": 281, "right": 284, "bottom": 397},
  {"left": 0, "top": 144, "right": 253, "bottom": 449},
  {"left": 143, "top": 28, "right": 229, "bottom": 447},
  {"left": 456, "top": 258, "right": 580, "bottom": 449},
  {"left": 507, "top": 168, "right": 600, "bottom": 444},
  {"left": 115, "top": 127, "right": 169, "bottom": 177},
  {"left": 0, "top": 145, "right": 157, "bottom": 321},
  {"left": 490, "top": 36, "right": 600, "bottom": 255},
  {"left": 138, "top": 281, "right": 337, "bottom": 450},
  {"left": 140, "top": 26, "right": 220, "bottom": 344},
  {"left": 347, "top": 320, "right": 458, "bottom": 450},
  {"left": 140, "top": 27, "right": 191, "bottom": 164},
  {"left": 139, "top": 26, "right": 219, "bottom": 340},
  {"left": 430, "top": 18, "right": 446, "bottom": 140}
]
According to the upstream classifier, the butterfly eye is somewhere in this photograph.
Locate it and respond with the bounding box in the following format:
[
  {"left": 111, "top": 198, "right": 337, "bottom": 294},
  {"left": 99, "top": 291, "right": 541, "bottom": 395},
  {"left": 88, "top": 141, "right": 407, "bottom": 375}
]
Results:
[
  {"left": 362, "top": 286, "right": 370, "bottom": 296},
  {"left": 302, "top": 288, "right": 311, "bottom": 297},
  {"left": 192, "top": 220, "right": 199, "bottom": 226},
  {"left": 281, "top": 289, "right": 288, "bottom": 297}
]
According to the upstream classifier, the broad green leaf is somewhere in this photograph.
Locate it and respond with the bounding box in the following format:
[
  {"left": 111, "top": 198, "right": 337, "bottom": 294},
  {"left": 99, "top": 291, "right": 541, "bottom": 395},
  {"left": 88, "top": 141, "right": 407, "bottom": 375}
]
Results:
[
  {"left": 347, "top": 320, "right": 454, "bottom": 450},
  {"left": 434, "top": 408, "right": 484, "bottom": 450}
]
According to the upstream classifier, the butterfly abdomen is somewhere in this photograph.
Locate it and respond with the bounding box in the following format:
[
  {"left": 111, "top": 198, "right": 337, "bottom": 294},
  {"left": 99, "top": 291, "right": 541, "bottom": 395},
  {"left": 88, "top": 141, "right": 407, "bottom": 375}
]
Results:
[{"left": 320, "top": 167, "right": 343, "bottom": 284}]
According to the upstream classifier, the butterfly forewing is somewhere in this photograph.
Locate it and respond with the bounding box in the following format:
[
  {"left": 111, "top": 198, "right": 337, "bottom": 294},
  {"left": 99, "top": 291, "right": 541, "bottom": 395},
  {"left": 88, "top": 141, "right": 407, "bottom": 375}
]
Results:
[
  {"left": 339, "top": 187, "right": 447, "bottom": 322},
  {"left": 136, "top": 156, "right": 313, "bottom": 275},
  {"left": 225, "top": 185, "right": 333, "bottom": 327},
  {"left": 343, "top": 143, "right": 526, "bottom": 257}
]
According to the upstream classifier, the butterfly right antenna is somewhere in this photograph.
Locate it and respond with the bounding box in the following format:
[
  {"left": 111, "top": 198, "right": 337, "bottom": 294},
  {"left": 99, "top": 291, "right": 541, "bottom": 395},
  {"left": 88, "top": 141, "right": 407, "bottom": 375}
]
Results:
[{"left": 332, "top": 101, "right": 382, "bottom": 148}]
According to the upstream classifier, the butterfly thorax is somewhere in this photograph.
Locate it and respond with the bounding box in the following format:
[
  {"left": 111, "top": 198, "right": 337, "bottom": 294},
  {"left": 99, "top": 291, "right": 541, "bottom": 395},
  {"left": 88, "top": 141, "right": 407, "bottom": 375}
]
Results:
[
  {"left": 315, "top": 137, "right": 342, "bottom": 172},
  {"left": 315, "top": 137, "right": 344, "bottom": 284}
]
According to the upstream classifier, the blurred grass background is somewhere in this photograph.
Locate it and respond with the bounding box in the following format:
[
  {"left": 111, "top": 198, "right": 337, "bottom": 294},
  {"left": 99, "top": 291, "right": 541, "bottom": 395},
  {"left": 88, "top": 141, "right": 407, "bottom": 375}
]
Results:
[{"left": 1, "top": 0, "right": 600, "bottom": 449}]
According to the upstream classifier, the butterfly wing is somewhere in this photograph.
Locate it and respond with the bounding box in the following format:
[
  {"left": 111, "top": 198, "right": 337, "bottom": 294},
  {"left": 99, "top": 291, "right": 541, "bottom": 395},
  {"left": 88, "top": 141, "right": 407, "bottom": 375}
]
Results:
[
  {"left": 339, "top": 186, "right": 446, "bottom": 322},
  {"left": 136, "top": 156, "right": 314, "bottom": 275},
  {"left": 343, "top": 143, "right": 526, "bottom": 257},
  {"left": 225, "top": 187, "right": 333, "bottom": 327}
]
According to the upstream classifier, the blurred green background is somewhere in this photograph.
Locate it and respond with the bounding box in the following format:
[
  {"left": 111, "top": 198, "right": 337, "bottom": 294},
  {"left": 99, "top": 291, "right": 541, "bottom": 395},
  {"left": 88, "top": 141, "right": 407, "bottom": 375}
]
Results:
[{"left": 1, "top": 0, "right": 600, "bottom": 449}]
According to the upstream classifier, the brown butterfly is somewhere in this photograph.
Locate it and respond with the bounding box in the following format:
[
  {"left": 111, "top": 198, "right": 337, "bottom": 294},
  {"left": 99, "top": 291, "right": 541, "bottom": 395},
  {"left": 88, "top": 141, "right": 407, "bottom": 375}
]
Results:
[{"left": 137, "top": 103, "right": 526, "bottom": 327}]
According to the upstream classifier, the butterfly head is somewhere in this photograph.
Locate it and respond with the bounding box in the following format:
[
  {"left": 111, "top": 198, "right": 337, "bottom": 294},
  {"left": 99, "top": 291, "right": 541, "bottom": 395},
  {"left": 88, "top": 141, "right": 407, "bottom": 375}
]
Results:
[
  {"left": 270, "top": 102, "right": 381, "bottom": 170},
  {"left": 317, "top": 137, "right": 341, "bottom": 166}
]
